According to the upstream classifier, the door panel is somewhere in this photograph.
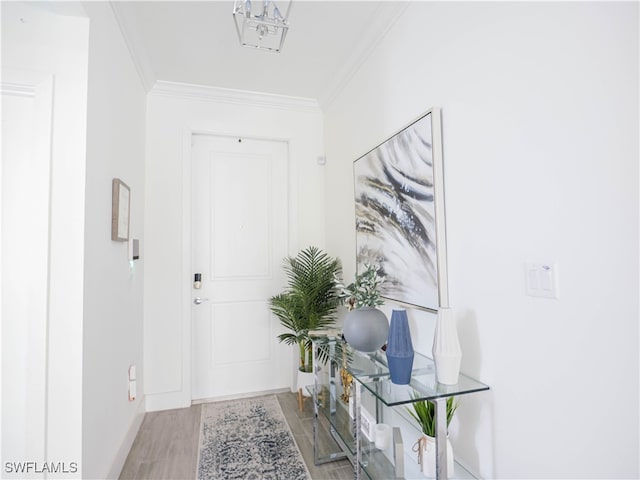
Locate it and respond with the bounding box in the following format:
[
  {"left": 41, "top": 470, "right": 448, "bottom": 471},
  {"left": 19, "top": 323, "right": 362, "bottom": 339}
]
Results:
[
  {"left": 212, "top": 301, "right": 271, "bottom": 365},
  {"left": 191, "top": 135, "right": 291, "bottom": 400},
  {"left": 210, "top": 153, "right": 271, "bottom": 279}
]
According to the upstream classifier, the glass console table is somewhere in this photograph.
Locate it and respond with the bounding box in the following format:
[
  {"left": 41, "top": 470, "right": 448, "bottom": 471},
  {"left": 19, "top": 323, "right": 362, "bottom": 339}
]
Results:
[{"left": 310, "top": 334, "right": 489, "bottom": 480}]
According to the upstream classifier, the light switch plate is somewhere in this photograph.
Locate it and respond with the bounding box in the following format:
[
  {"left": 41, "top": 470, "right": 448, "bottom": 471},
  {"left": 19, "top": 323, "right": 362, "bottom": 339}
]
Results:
[{"left": 525, "top": 262, "right": 559, "bottom": 299}]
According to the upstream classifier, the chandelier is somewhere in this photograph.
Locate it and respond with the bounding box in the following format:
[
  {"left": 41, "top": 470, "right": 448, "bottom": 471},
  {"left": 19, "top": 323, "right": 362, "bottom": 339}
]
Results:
[{"left": 232, "top": 0, "right": 292, "bottom": 53}]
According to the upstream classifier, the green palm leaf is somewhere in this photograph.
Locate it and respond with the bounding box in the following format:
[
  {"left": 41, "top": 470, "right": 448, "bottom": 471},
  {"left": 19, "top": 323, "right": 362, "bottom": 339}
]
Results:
[
  {"left": 269, "top": 246, "right": 342, "bottom": 371},
  {"left": 407, "top": 392, "right": 458, "bottom": 437}
]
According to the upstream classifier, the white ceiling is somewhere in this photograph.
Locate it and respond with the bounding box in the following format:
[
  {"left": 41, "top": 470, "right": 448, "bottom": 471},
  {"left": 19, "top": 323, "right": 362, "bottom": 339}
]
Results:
[{"left": 112, "top": 1, "right": 409, "bottom": 105}]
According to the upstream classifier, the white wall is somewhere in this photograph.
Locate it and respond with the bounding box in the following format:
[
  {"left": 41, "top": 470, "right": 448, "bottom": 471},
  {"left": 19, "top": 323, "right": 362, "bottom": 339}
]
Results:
[
  {"left": 81, "top": 2, "right": 147, "bottom": 479},
  {"left": 144, "top": 84, "right": 325, "bottom": 411},
  {"left": 324, "top": 2, "right": 639, "bottom": 478},
  {"left": 1, "top": 2, "right": 89, "bottom": 476}
]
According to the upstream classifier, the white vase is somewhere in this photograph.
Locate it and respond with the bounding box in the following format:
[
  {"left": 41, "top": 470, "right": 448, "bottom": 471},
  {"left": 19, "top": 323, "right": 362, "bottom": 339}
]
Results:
[
  {"left": 432, "top": 308, "right": 462, "bottom": 385},
  {"left": 416, "top": 435, "right": 454, "bottom": 478},
  {"left": 374, "top": 423, "right": 392, "bottom": 450}
]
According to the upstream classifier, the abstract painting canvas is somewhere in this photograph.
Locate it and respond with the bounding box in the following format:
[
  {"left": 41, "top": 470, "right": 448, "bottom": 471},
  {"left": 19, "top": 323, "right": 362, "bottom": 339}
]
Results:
[{"left": 354, "top": 108, "right": 448, "bottom": 311}]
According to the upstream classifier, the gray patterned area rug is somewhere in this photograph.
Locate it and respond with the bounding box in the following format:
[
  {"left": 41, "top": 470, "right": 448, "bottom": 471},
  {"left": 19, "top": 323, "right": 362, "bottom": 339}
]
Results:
[{"left": 196, "top": 395, "right": 311, "bottom": 480}]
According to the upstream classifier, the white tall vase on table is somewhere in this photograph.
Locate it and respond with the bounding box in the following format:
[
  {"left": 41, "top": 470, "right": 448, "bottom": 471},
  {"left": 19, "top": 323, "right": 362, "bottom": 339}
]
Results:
[{"left": 432, "top": 308, "right": 462, "bottom": 385}]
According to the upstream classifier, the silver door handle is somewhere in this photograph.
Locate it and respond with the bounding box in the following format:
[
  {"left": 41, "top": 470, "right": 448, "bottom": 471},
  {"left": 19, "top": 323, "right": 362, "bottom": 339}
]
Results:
[{"left": 193, "top": 297, "right": 209, "bottom": 305}]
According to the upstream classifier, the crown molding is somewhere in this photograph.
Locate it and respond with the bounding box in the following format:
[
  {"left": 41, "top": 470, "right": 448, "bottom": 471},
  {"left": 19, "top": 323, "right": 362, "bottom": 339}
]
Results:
[
  {"left": 318, "top": 1, "right": 411, "bottom": 110},
  {"left": 109, "top": 1, "right": 156, "bottom": 92},
  {"left": 149, "top": 81, "right": 322, "bottom": 112},
  {"left": 107, "top": 1, "right": 407, "bottom": 109}
]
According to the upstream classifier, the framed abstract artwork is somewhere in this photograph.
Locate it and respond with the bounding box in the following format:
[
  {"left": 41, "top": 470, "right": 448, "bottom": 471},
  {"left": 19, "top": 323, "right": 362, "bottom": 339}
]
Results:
[{"left": 353, "top": 108, "right": 448, "bottom": 311}]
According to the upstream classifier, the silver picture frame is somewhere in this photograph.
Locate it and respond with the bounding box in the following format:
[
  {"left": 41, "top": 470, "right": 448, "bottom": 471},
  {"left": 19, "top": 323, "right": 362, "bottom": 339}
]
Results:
[
  {"left": 353, "top": 108, "right": 448, "bottom": 311},
  {"left": 111, "top": 178, "right": 131, "bottom": 242}
]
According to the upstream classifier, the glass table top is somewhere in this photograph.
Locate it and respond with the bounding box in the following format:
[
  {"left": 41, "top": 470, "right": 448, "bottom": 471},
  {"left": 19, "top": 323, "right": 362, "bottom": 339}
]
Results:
[{"left": 311, "top": 335, "right": 490, "bottom": 407}]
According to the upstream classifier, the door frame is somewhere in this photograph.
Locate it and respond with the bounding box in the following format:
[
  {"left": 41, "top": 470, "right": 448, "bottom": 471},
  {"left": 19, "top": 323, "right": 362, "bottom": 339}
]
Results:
[
  {"left": 1, "top": 68, "right": 54, "bottom": 463},
  {"left": 180, "top": 128, "right": 298, "bottom": 405}
]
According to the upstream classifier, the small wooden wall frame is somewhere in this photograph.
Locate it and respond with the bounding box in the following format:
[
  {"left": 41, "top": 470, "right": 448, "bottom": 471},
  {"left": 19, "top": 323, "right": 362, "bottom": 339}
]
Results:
[{"left": 111, "top": 178, "right": 130, "bottom": 241}]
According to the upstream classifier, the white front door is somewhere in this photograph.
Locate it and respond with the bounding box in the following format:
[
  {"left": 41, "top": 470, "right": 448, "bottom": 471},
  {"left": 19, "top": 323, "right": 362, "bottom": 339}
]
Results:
[{"left": 191, "top": 134, "right": 292, "bottom": 400}]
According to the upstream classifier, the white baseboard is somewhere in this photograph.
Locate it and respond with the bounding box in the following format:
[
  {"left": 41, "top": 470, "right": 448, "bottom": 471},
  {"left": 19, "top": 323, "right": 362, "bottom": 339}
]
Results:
[
  {"left": 191, "top": 388, "right": 290, "bottom": 405},
  {"left": 145, "top": 389, "right": 191, "bottom": 412},
  {"left": 107, "top": 397, "right": 146, "bottom": 479}
]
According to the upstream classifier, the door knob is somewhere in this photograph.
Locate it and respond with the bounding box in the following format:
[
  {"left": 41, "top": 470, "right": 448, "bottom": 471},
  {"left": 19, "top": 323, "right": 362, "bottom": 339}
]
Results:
[{"left": 193, "top": 297, "right": 209, "bottom": 305}]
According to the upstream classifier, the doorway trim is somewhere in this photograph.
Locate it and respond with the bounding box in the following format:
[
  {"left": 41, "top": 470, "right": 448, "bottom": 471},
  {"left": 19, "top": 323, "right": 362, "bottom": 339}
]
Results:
[
  {"left": 180, "top": 128, "right": 298, "bottom": 406},
  {"left": 1, "top": 68, "right": 54, "bottom": 464}
]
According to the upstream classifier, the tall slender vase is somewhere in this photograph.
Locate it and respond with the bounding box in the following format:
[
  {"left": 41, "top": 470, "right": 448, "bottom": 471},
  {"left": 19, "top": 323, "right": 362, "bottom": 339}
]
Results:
[
  {"left": 386, "top": 309, "right": 414, "bottom": 384},
  {"left": 432, "top": 308, "right": 462, "bottom": 385}
]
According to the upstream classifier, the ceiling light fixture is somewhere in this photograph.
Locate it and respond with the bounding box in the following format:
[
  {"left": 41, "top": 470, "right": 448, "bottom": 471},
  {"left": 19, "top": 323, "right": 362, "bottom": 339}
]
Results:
[{"left": 232, "top": 0, "right": 292, "bottom": 53}]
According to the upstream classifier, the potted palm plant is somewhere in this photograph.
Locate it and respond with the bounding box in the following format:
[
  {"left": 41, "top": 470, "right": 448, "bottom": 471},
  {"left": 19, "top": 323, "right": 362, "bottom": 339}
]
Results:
[
  {"left": 408, "top": 394, "right": 458, "bottom": 478},
  {"left": 269, "top": 246, "right": 342, "bottom": 399},
  {"left": 338, "top": 264, "right": 389, "bottom": 352}
]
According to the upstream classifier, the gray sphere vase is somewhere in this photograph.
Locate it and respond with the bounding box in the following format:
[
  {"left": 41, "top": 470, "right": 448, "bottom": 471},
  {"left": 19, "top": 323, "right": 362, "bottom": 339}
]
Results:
[
  {"left": 343, "top": 306, "right": 389, "bottom": 353},
  {"left": 386, "top": 309, "right": 414, "bottom": 384}
]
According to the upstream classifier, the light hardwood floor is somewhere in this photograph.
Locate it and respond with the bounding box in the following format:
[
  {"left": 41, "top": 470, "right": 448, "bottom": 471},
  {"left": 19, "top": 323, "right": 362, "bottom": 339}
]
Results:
[{"left": 119, "top": 392, "right": 353, "bottom": 480}]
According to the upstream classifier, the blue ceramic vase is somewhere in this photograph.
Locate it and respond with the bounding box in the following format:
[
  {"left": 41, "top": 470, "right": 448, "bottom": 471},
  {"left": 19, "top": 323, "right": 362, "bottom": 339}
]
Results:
[{"left": 386, "top": 309, "right": 414, "bottom": 384}]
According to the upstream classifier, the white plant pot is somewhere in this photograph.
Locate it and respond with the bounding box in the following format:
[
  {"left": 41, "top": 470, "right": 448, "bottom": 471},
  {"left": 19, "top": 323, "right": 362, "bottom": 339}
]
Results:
[
  {"left": 417, "top": 435, "right": 454, "bottom": 478},
  {"left": 296, "top": 369, "right": 315, "bottom": 397}
]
